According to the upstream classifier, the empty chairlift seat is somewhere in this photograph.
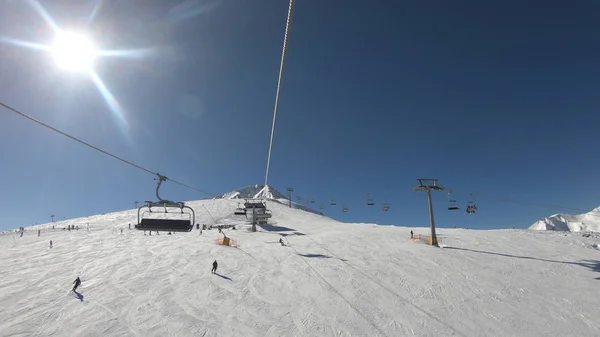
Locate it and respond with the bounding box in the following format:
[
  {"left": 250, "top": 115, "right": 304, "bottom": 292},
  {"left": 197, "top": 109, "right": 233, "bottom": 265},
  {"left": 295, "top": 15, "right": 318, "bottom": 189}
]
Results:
[
  {"left": 135, "top": 201, "right": 195, "bottom": 233},
  {"left": 135, "top": 218, "right": 193, "bottom": 232}
]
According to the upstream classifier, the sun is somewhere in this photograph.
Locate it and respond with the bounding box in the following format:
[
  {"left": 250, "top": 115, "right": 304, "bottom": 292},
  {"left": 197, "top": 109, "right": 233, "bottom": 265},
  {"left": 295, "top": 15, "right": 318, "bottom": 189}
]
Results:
[{"left": 51, "top": 31, "right": 97, "bottom": 72}]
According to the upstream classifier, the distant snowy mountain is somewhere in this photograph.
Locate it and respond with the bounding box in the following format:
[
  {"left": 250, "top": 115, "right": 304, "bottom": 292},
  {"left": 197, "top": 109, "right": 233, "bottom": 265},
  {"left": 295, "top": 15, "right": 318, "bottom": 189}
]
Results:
[
  {"left": 529, "top": 206, "right": 600, "bottom": 232},
  {"left": 222, "top": 184, "right": 324, "bottom": 216},
  {"left": 222, "top": 184, "right": 287, "bottom": 200}
]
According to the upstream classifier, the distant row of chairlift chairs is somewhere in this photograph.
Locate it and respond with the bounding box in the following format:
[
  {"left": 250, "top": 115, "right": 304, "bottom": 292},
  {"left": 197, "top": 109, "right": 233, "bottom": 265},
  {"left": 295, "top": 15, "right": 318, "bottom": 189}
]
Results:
[
  {"left": 294, "top": 194, "right": 389, "bottom": 213},
  {"left": 448, "top": 192, "right": 478, "bottom": 214},
  {"left": 296, "top": 192, "right": 478, "bottom": 215}
]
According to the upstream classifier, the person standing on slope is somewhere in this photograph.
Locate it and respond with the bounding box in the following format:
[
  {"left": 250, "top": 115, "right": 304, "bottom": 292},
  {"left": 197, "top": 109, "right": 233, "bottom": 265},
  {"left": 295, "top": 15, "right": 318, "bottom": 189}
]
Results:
[
  {"left": 72, "top": 277, "right": 81, "bottom": 292},
  {"left": 50, "top": 240, "right": 52, "bottom": 248},
  {"left": 211, "top": 260, "right": 218, "bottom": 274}
]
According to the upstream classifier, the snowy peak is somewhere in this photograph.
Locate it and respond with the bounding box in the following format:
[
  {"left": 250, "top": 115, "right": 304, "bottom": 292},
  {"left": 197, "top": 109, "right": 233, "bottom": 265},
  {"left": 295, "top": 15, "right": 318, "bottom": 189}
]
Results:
[
  {"left": 222, "top": 184, "right": 287, "bottom": 200},
  {"left": 221, "top": 184, "right": 324, "bottom": 216},
  {"left": 529, "top": 207, "right": 600, "bottom": 232}
]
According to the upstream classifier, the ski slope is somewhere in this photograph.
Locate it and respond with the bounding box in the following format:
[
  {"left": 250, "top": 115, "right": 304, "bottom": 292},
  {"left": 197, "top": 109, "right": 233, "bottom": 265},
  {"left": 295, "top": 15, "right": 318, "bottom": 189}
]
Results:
[{"left": 1, "top": 199, "right": 599, "bottom": 336}]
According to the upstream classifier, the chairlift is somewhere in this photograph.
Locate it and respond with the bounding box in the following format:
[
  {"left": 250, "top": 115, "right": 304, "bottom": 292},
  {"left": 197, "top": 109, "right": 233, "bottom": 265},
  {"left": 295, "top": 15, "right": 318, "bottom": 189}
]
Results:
[
  {"left": 447, "top": 190, "right": 460, "bottom": 210},
  {"left": 319, "top": 204, "right": 324, "bottom": 210},
  {"left": 366, "top": 193, "right": 375, "bottom": 206},
  {"left": 135, "top": 174, "right": 195, "bottom": 232},
  {"left": 234, "top": 202, "right": 246, "bottom": 215},
  {"left": 330, "top": 199, "right": 337, "bottom": 206},
  {"left": 382, "top": 203, "right": 390, "bottom": 212},
  {"left": 465, "top": 192, "right": 477, "bottom": 214},
  {"left": 310, "top": 198, "right": 315, "bottom": 203},
  {"left": 466, "top": 202, "right": 478, "bottom": 214},
  {"left": 342, "top": 205, "right": 349, "bottom": 212}
]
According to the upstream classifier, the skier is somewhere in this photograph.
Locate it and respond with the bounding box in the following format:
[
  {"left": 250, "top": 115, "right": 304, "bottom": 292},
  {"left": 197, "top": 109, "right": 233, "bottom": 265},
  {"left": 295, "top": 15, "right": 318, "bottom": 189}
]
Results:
[
  {"left": 211, "top": 260, "right": 218, "bottom": 274},
  {"left": 72, "top": 277, "right": 81, "bottom": 292},
  {"left": 120, "top": 228, "right": 123, "bottom": 234},
  {"left": 38, "top": 229, "right": 40, "bottom": 237},
  {"left": 279, "top": 238, "right": 285, "bottom": 246},
  {"left": 410, "top": 230, "right": 414, "bottom": 239},
  {"left": 128, "top": 223, "right": 131, "bottom": 230},
  {"left": 50, "top": 240, "right": 53, "bottom": 248}
]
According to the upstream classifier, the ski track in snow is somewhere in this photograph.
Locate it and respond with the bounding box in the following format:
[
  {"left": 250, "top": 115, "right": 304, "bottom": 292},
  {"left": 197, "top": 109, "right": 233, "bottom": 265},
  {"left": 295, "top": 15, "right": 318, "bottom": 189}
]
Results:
[{"left": 1, "top": 199, "right": 599, "bottom": 336}]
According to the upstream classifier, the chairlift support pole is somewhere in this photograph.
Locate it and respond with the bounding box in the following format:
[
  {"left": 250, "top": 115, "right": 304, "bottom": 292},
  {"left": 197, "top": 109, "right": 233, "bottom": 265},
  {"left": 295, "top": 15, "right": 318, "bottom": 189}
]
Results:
[
  {"left": 286, "top": 187, "right": 294, "bottom": 208},
  {"left": 414, "top": 178, "right": 444, "bottom": 247},
  {"left": 155, "top": 174, "right": 168, "bottom": 202}
]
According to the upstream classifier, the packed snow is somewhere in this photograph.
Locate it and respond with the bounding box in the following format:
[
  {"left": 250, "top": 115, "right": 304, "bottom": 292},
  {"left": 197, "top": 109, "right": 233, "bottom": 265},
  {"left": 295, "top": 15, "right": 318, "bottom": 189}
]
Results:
[
  {"left": 530, "top": 206, "right": 600, "bottom": 232},
  {"left": 1, "top": 198, "right": 600, "bottom": 336}
]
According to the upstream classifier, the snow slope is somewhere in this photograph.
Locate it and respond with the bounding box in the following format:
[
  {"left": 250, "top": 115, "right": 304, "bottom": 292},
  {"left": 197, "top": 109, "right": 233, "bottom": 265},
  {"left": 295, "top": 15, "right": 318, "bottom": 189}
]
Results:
[
  {"left": 530, "top": 206, "right": 600, "bottom": 232},
  {"left": 1, "top": 199, "right": 600, "bottom": 336}
]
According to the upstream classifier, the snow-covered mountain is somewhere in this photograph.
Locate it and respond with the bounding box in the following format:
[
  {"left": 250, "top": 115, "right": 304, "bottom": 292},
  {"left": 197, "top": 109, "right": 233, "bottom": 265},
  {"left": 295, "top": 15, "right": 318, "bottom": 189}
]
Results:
[
  {"left": 222, "top": 184, "right": 324, "bottom": 215},
  {"left": 222, "top": 184, "right": 287, "bottom": 200},
  {"left": 529, "top": 206, "right": 600, "bottom": 232},
  {"left": 2, "top": 199, "right": 599, "bottom": 336}
]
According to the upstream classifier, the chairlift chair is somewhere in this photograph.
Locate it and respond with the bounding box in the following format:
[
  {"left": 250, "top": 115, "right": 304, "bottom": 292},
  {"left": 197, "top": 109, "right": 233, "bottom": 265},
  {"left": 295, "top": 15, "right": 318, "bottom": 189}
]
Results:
[
  {"left": 342, "top": 205, "right": 349, "bottom": 212},
  {"left": 330, "top": 199, "right": 337, "bottom": 206},
  {"left": 135, "top": 174, "right": 195, "bottom": 232},
  {"left": 447, "top": 190, "right": 460, "bottom": 210},
  {"left": 382, "top": 203, "right": 390, "bottom": 212},
  {"left": 465, "top": 193, "right": 477, "bottom": 214},
  {"left": 319, "top": 204, "right": 325, "bottom": 210},
  {"left": 366, "top": 193, "right": 375, "bottom": 206},
  {"left": 234, "top": 203, "right": 246, "bottom": 215},
  {"left": 466, "top": 202, "right": 478, "bottom": 214}
]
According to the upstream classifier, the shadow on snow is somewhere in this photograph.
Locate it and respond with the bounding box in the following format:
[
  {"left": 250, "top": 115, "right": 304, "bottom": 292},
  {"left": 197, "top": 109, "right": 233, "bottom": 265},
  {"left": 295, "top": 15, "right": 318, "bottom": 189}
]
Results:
[{"left": 446, "top": 246, "right": 600, "bottom": 280}]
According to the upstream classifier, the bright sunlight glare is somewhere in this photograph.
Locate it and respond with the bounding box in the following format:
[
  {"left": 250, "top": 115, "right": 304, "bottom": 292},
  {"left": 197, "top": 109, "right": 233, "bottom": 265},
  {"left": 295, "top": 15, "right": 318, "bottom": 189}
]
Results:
[{"left": 52, "top": 32, "right": 97, "bottom": 72}]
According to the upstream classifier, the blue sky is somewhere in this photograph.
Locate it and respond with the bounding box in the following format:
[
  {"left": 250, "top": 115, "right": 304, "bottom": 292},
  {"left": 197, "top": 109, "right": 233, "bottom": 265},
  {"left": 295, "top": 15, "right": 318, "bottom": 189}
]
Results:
[{"left": 1, "top": 0, "right": 600, "bottom": 230}]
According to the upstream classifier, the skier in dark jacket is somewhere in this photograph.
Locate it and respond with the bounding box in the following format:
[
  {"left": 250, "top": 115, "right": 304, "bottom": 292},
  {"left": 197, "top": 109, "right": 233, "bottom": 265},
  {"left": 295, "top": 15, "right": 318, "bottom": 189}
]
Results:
[
  {"left": 72, "top": 277, "right": 81, "bottom": 292},
  {"left": 211, "top": 260, "right": 218, "bottom": 274}
]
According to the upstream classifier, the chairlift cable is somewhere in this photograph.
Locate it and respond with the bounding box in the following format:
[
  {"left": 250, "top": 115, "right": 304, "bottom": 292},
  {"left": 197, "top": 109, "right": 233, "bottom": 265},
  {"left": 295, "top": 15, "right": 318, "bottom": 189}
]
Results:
[
  {"left": 0, "top": 100, "right": 216, "bottom": 198},
  {"left": 469, "top": 192, "right": 600, "bottom": 217},
  {"left": 264, "top": 0, "right": 295, "bottom": 188}
]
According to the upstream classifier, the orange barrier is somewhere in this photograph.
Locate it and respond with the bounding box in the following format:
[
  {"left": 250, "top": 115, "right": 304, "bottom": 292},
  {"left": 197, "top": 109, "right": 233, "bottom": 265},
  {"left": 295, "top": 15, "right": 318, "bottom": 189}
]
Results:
[
  {"left": 216, "top": 237, "right": 238, "bottom": 247},
  {"left": 412, "top": 234, "right": 441, "bottom": 246}
]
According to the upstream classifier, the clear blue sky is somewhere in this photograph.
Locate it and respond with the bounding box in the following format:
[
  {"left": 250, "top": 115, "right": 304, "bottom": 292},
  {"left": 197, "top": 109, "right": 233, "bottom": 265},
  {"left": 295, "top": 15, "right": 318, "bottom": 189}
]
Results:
[{"left": 1, "top": 0, "right": 600, "bottom": 230}]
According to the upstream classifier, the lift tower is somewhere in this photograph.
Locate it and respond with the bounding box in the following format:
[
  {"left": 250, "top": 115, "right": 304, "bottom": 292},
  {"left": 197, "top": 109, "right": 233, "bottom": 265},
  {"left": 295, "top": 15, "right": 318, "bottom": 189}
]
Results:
[{"left": 414, "top": 178, "right": 445, "bottom": 247}]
